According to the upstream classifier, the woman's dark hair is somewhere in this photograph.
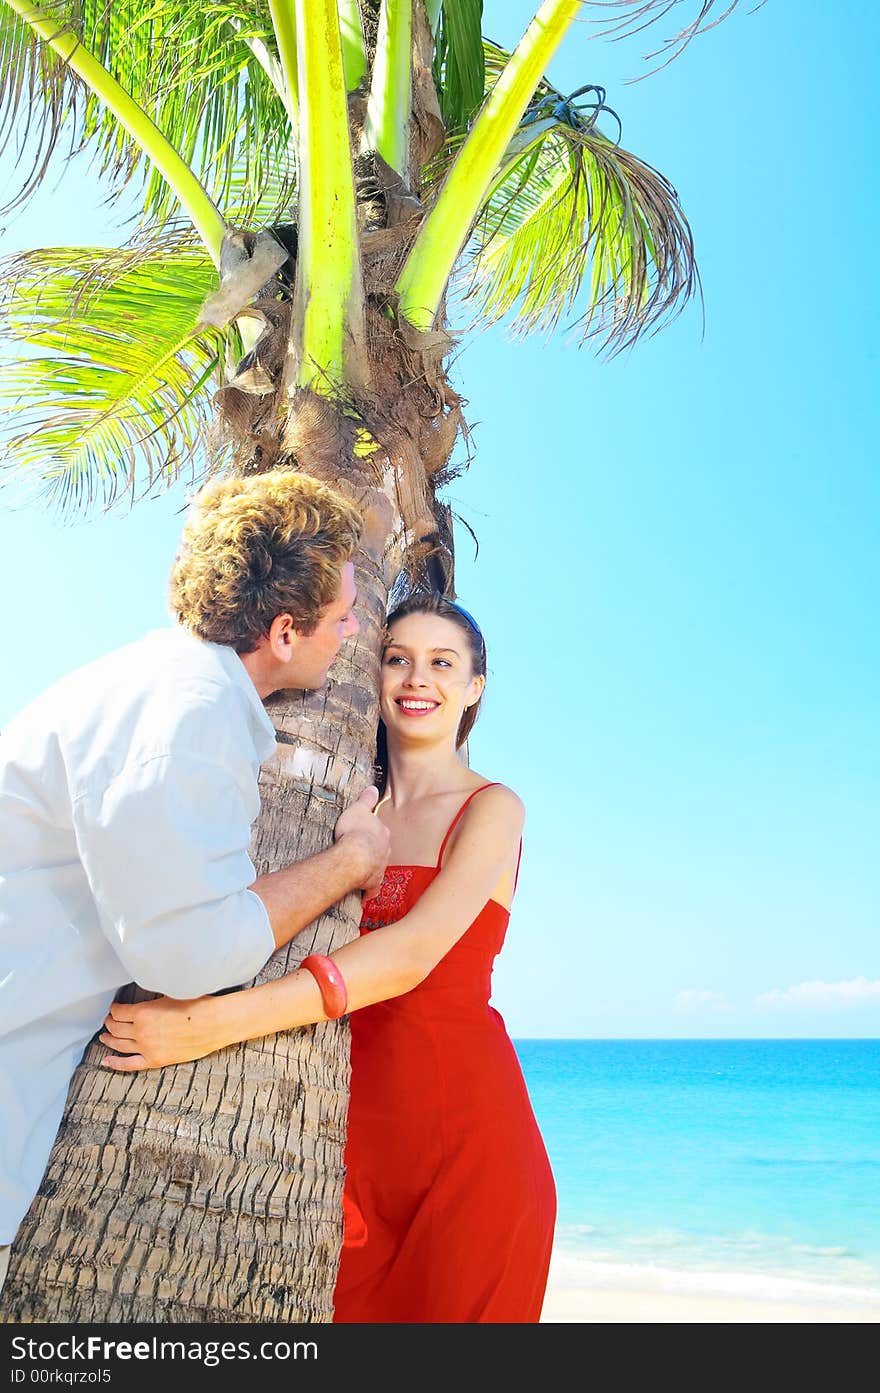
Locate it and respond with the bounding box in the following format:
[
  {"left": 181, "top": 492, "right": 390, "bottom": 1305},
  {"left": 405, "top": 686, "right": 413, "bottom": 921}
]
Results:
[{"left": 375, "top": 590, "right": 487, "bottom": 787}]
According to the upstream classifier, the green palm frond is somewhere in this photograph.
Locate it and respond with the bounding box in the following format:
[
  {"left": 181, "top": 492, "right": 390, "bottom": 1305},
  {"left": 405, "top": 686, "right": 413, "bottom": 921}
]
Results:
[
  {"left": 0, "top": 1, "right": 292, "bottom": 227},
  {"left": 419, "top": 34, "right": 555, "bottom": 201},
  {"left": 214, "top": 155, "right": 297, "bottom": 232},
  {"left": 431, "top": 0, "right": 486, "bottom": 132},
  {"left": 0, "top": 240, "right": 226, "bottom": 514},
  {"left": 462, "top": 109, "right": 698, "bottom": 354}
]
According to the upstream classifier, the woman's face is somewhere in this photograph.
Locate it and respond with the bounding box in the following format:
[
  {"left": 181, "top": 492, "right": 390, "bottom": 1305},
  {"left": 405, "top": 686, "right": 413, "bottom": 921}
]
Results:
[{"left": 380, "top": 611, "right": 485, "bottom": 749}]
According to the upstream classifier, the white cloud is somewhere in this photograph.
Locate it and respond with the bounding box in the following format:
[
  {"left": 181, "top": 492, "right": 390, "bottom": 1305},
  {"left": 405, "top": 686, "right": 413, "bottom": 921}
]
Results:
[
  {"left": 673, "top": 989, "right": 733, "bottom": 1014},
  {"left": 756, "top": 977, "right": 880, "bottom": 1010}
]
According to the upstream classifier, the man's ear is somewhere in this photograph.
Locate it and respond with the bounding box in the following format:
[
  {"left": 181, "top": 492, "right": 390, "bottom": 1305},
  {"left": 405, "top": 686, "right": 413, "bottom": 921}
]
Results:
[{"left": 267, "top": 612, "right": 299, "bottom": 664}]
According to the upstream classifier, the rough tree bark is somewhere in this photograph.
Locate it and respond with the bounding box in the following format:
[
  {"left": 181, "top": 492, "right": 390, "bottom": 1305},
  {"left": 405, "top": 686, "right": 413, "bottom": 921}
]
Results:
[
  {"left": 3, "top": 3, "right": 461, "bottom": 1323},
  {"left": 2, "top": 535, "right": 395, "bottom": 1322}
]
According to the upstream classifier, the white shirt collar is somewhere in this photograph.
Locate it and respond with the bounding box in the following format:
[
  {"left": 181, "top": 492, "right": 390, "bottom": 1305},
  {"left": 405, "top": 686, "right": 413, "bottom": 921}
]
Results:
[{"left": 203, "top": 638, "right": 278, "bottom": 761}]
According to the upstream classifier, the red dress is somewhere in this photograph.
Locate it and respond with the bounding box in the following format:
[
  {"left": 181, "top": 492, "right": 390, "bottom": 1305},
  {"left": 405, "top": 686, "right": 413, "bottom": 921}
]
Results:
[{"left": 333, "top": 784, "right": 557, "bottom": 1323}]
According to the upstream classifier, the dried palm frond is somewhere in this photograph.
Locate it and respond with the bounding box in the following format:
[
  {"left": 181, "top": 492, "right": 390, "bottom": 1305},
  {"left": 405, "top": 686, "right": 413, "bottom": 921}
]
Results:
[{"left": 583, "top": 0, "right": 769, "bottom": 79}]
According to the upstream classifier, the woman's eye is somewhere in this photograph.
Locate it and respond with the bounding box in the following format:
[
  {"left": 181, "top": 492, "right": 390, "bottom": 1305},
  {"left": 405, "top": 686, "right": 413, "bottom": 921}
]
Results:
[
  {"left": 433, "top": 658, "right": 451, "bottom": 668},
  {"left": 385, "top": 654, "right": 407, "bottom": 666}
]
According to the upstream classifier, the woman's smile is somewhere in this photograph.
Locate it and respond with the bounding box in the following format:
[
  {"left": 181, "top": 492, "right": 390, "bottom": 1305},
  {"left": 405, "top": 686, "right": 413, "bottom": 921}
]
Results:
[{"left": 395, "top": 697, "right": 440, "bottom": 716}]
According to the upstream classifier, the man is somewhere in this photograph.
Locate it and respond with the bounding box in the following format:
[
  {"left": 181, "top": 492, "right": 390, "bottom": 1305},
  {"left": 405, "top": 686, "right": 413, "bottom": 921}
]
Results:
[{"left": 0, "top": 469, "right": 390, "bottom": 1295}]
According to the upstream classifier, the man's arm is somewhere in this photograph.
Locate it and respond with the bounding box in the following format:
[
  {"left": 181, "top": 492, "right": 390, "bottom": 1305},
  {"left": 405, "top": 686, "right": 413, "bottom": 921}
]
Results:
[
  {"left": 251, "top": 786, "right": 390, "bottom": 949},
  {"left": 73, "top": 750, "right": 387, "bottom": 1000},
  {"left": 99, "top": 786, "right": 524, "bottom": 1071}
]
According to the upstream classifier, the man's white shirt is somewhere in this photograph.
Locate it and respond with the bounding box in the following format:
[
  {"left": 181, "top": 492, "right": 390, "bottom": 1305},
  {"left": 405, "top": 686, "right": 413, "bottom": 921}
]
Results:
[{"left": 0, "top": 627, "right": 278, "bottom": 1242}]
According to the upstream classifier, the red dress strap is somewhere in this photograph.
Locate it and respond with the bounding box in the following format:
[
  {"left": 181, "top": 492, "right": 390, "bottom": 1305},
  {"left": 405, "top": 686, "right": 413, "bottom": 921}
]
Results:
[{"left": 436, "top": 782, "right": 501, "bottom": 868}]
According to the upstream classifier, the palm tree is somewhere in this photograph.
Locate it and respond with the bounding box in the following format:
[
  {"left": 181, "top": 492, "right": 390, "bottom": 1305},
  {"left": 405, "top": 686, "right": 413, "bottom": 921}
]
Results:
[{"left": 0, "top": 0, "right": 753, "bottom": 1322}]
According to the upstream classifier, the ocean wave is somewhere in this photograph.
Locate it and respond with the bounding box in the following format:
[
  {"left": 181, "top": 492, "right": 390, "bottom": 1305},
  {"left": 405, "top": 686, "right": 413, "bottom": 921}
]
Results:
[
  {"left": 548, "top": 1246, "right": 880, "bottom": 1309},
  {"left": 790, "top": 1243, "right": 849, "bottom": 1258},
  {"left": 553, "top": 1224, "right": 880, "bottom": 1297},
  {"left": 746, "top": 1156, "right": 880, "bottom": 1169}
]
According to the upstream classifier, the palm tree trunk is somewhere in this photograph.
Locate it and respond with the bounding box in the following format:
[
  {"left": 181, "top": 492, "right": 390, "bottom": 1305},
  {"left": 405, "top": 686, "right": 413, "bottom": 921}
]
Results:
[
  {"left": 3, "top": 3, "right": 459, "bottom": 1324},
  {"left": 2, "top": 544, "right": 396, "bottom": 1322}
]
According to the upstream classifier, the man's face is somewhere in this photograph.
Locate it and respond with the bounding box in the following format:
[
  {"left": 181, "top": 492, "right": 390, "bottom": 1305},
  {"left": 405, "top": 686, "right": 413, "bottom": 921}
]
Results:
[{"left": 286, "top": 561, "right": 359, "bottom": 690}]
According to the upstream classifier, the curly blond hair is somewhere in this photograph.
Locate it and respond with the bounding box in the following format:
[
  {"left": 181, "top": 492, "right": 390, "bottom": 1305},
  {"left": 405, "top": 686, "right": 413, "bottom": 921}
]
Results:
[{"left": 168, "top": 471, "right": 363, "bottom": 651}]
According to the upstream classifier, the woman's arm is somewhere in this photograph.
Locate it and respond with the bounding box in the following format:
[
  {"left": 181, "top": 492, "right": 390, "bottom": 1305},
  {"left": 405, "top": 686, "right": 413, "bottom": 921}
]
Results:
[{"left": 99, "top": 784, "right": 524, "bottom": 1072}]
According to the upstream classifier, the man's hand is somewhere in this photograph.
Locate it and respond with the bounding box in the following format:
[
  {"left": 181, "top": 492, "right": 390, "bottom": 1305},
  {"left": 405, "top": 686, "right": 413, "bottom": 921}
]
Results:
[
  {"left": 334, "top": 785, "right": 391, "bottom": 899},
  {"left": 252, "top": 785, "right": 391, "bottom": 950}
]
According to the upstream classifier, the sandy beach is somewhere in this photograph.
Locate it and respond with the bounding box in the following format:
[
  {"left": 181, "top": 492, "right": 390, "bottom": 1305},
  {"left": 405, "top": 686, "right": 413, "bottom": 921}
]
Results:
[{"left": 540, "top": 1249, "right": 880, "bottom": 1323}]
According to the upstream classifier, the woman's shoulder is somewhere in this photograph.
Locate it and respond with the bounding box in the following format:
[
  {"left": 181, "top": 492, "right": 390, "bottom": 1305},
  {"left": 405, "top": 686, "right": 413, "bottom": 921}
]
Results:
[
  {"left": 466, "top": 777, "right": 526, "bottom": 826},
  {"left": 437, "top": 778, "right": 524, "bottom": 866}
]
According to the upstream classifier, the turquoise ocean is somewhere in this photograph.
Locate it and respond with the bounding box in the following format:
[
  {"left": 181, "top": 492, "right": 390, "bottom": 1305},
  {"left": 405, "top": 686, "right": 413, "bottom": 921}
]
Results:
[{"left": 515, "top": 1039, "right": 880, "bottom": 1309}]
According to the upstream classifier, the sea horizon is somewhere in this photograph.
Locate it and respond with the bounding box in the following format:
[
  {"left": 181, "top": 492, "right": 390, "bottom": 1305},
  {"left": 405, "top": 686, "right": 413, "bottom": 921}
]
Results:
[
  {"left": 514, "top": 1037, "right": 880, "bottom": 1309},
  {"left": 513, "top": 1035, "right": 880, "bottom": 1041}
]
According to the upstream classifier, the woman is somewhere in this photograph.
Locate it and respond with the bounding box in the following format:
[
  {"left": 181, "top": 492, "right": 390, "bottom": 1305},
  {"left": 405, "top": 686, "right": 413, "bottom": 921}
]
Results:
[{"left": 100, "top": 592, "right": 557, "bottom": 1322}]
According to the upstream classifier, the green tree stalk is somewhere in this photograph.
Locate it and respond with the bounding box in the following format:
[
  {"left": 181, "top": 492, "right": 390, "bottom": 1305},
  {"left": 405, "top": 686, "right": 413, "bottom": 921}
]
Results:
[
  {"left": 289, "top": 0, "right": 364, "bottom": 392},
  {"left": 267, "top": 0, "right": 299, "bottom": 128},
  {"left": 339, "top": 0, "right": 367, "bottom": 93},
  {"left": 361, "top": 0, "right": 412, "bottom": 177},
  {"left": 396, "top": 0, "right": 581, "bottom": 329}
]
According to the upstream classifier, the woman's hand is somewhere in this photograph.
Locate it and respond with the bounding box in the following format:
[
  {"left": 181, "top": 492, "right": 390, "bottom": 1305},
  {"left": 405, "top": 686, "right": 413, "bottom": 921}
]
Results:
[{"left": 99, "top": 994, "right": 229, "bottom": 1072}]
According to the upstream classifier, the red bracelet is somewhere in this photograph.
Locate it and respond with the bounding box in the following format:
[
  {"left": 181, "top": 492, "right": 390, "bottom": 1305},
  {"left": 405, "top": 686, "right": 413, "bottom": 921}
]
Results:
[{"left": 300, "top": 954, "right": 348, "bottom": 1019}]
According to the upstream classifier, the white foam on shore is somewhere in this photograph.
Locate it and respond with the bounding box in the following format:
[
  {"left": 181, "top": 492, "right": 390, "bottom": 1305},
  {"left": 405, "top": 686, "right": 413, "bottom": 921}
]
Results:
[{"left": 548, "top": 1246, "right": 880, "bottom": 1310}]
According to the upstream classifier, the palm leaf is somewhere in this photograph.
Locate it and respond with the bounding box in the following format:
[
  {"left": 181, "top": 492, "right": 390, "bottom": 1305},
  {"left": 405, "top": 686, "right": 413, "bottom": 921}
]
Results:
[
  {"left": 462, "top": 111, "right": 698, "bottom": 354},
  {"left": 213, "top": 151, "right": 298, "bottom": 231},
  {"left": 0, "top": 240, "right": 227, "bottom": 514},
  {"left": 431, "top": 0, "right": 485, "bottom": 132},
  {"left": 0, "top": 3, "right": 74, "bottom": 210},
  {"left": 419, "top": 34, "right": 558, "bottom": 201},
  {"left": 0, "top": 2, "right": 293, "bottom": 228}
]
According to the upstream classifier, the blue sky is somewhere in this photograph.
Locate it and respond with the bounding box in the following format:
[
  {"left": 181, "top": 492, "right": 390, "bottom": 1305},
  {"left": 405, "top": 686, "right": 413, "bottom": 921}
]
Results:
[{"left": 1, "top": 1, "right": 877, "bottom": 1038}]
